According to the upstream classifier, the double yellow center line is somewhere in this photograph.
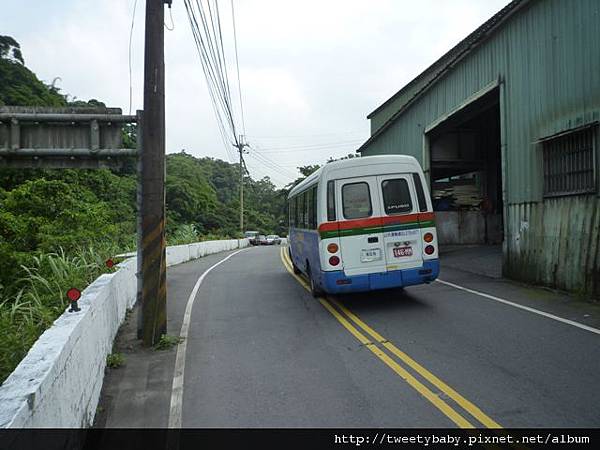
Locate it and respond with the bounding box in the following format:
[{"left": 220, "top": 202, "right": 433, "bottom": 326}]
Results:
[{"left": 279, "top": 246, "right": 502, "bottom": 429}]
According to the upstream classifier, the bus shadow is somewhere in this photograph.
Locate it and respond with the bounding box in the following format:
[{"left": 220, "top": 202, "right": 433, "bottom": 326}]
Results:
[{"left": 331, "top": 287, "right": 431, "bottom": 314}]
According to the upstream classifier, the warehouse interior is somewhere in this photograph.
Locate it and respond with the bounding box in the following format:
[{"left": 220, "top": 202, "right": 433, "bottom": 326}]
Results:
[{"left": 426, "top": 88, "right": 503, "bottom": 246}]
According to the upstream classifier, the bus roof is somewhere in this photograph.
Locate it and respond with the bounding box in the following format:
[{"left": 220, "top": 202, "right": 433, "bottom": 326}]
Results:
[{"left": 287, "top": 155, "right": 420, "bottom": 198}]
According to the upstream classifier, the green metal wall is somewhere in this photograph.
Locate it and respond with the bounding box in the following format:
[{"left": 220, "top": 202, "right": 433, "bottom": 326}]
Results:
[{"left": 362, "top": 0, "right": 600, "bottom": 296}]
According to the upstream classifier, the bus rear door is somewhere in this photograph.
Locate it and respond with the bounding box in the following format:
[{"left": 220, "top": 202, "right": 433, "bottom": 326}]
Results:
[
  {"left": 336, "top": 177, "right": 386, "bottom": 276},
  {"left": 376, "top": 174, "right": 424, "bottom": 271}
]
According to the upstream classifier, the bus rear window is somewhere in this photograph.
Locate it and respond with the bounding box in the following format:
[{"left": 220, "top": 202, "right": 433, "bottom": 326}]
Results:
[
  {"left": 342, "top": 182, "right": 372, "bottom": 219},
  {"left": 382, "top": 179, "right": 412, "bottom": 215},
  {"left": 412, "top": 173, "right": 428, "bottom": 212},
  {"left": 327, "top": 180, "right": 336, "bottom": 221}
]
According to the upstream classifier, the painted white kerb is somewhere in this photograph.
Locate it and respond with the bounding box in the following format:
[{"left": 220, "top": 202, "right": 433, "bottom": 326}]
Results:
[
  {"left": 168, "top": 248, "right": 246, "bottom": 428},
  {"left": 0, "top": 238, "right": 248, "bottom": 428}
]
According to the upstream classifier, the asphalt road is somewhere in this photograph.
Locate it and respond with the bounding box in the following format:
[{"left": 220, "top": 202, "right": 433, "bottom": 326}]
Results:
[{"left": 163, "top": 245, "right": 600, "bottom": 428}]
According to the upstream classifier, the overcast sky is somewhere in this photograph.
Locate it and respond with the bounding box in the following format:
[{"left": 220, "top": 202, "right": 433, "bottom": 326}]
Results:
[{"left": 2, "top": 0, "right": 509, "bottom": 187}]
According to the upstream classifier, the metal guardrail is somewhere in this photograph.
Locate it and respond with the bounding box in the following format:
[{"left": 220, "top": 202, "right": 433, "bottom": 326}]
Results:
[{"left": 0, "top": 106, "right": 138, "bottom": 169}]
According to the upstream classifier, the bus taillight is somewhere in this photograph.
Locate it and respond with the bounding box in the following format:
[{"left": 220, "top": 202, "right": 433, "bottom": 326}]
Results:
[
  {"left": 424, "top": 245, "right": 435, "bottom": 255},
  {"left": 329, "top": 256, "right": 340, "bottom": 266},
  {"left": 327, "top": 243, "right": 339, "bottom": 253},
  {"left": 423, "top": 232, "right": 434, "bottom": 243}
]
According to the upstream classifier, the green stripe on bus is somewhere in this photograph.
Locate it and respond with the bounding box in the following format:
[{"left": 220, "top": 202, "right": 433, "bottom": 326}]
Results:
[
  {"left": 417, "top": 220, "right": 435, "bottom": 228},
  {"left": 319, "top": 220, "right": 435, "bottom": 239}
]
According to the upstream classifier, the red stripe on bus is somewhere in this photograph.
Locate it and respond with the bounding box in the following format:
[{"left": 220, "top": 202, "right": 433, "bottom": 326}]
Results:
[{"left": 317, "top": 212, "right": 435, "bottom": 233}]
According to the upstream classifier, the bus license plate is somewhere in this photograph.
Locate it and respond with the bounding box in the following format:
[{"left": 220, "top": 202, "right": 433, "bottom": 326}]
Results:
[
  {"left": 393, "top": 247, "right": 413, "bottom": 257},
  {"left": 361, "top": 248, "right": 381, "bottom": 262}
]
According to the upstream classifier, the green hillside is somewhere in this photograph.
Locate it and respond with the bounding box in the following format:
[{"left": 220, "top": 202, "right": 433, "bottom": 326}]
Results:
[{"left": 0, "top": 36, "right": 289, "bottom": 383}]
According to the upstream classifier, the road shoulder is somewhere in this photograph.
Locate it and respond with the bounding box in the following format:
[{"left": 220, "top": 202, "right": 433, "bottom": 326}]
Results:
[
  {"left": 93, "top": 249, "right": 243, "bottom": 428},
  {"left": 437, "top": 265, "right": 600, "bottom": 331}
]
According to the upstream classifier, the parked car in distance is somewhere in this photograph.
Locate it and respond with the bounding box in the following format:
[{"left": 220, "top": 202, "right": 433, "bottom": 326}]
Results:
[
  {"left": 244, "top": 230, "right": 259, "bottom": 245},
  {"left": 257, "top": 235, "right": 268, "bottom": 245},
  {"left": 266, "top": 235, "right": 281, "bottom": 245}
]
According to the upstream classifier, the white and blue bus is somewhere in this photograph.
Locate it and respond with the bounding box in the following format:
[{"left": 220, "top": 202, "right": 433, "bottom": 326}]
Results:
[{"left": 287, "top": 155, "right": 439, "bottom": 296}]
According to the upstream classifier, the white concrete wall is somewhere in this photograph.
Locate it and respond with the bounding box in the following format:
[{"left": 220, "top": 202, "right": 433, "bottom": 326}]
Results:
[
  {"left": 436, "top": 211, "right": 502, "bottom": 245},
  {"left": 0, "top": 239, "right": 248, "bottom": 428}
]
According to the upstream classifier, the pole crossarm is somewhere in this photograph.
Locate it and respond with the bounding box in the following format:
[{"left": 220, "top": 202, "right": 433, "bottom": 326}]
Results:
[{"left": 0, "top": 106, "right": 138, "bottom": 169}]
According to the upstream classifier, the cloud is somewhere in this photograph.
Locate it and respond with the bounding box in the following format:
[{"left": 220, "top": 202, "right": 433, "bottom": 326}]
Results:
[
  {"left": 243, "top": 67, "right": 310, "bottom": 115},
  {"left": 2, "top": 0, "right": 510, "bottom": 186}
]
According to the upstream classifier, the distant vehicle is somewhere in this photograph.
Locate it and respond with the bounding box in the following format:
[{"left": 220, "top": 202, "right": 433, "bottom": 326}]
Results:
[
  {"left": 287, "top": 155, "right": 439, "bottom": 296},
  {"left": 266, "top": 235, "right": 281, "bottom": 245},
  {"left": 257, "top": 235, "right": 268, "bottom": 245},
  {"left": 244, "top": 230, "right": 259, "bottom": 245}
]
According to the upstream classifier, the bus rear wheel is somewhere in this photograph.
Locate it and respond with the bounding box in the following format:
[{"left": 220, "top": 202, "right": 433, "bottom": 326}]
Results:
[
  {"left": 289, "top": 248, "right": 302, "bottom": 274},
  {"left": 306, "top": 264, "right": 323, "bottom": 298}
]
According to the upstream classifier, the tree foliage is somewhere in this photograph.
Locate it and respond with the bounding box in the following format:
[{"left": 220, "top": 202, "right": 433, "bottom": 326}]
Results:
[
  {"left": 0, "top": 36, "right": 65, "bottom": 107},
  {"left": 0, "top": 35, "right": 298, "bottom": 382},
  {"left": 0, "top": 36, "right": 291, "bottom": 286}
]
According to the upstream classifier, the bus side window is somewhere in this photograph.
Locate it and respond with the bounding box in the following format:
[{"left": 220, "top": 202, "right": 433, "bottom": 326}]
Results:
[
  {"left": 308, "top": 191, "right": 311, "bottom": 228},
  {"left": 327, "top": 180, "right": 336, "bottom": 221},
  {"left": 305, "top": 190, "right": 310, "bottom": 229},
  {"left": 311, "top": 186, "right": 317, "bottom": 229},
  {"left": 298, "top": 194, "right": 304, "bottom": 228},
  {"left": 293, "top": 196, "right": 297, "bottom": 228},
  {"left": 382, "top": 179, "right": 412, "bottom": 215},
  {"left": 412, "top": 173, "right": 428, "bottom": 212},
  {"left": 302, "top": 191, "right": 308, "bottom": 229},
  {"left": 342, "top": 182, "right": 372, "bottom": 219}
]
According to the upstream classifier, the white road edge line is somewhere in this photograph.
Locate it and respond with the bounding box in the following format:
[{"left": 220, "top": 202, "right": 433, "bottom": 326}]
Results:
[
  {"left": 436, "top": 278, "right": 600, "bottom": 336},
  {"left": 168, "top": 248, "right": 247, "bottom": 428}
]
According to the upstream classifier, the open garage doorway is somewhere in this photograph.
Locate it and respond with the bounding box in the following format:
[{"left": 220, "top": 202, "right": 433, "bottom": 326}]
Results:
[{"left": 425, "top": 86, "right": 503, "bottom": 276}]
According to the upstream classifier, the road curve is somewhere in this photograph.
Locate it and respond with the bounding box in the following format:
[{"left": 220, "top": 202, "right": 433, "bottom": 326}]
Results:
[{"left": 173, "top": 245, "right": 600, "bottom": 428}]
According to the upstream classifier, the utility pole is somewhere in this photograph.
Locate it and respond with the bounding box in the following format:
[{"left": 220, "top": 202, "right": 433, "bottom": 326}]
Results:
[
  {"left": 235, "top": 135, "right": 249, "bottom": 233},
  {"left": 138, "top": 0, "right": 169, "bottom": 346}
]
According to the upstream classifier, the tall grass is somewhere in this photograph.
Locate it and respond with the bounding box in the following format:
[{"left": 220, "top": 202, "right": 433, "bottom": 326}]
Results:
[
  {"left": 0, "top": 245, "right": 118, "bottom": 384},
  {"left": 167, "top": 224, "right": 235, "bottom": 246},
  {"left": 0, "top": 230, "right": 237, "bottom": 384},
  {"left": 167, "top": 224, "right": 199, "bottom": 246}
]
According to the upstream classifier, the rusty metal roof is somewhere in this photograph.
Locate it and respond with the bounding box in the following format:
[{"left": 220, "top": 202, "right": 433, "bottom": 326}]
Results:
[{"left": 359, "top": 0, "right": 530, "bottom": 153}]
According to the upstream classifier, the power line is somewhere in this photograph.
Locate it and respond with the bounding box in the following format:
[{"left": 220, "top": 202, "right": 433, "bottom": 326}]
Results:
[
  {"left": 249, "top": 145, "right": 298, "bottom": 174},
  {"left": 248, "top": 148, "right": 299, "bottom": 179},
  {"left": 255, "top": 138, "right": 363, "bottom": 150},
  {"left": 185, "top": 0, "right": 258, "bottom": 232},
  {"left": 253, "top": 140, "right": 363, "bottom": 153},
  {"left": 164, "top": 4, "right": 175, "bottom": 31},
  {"left": 245, "top": 155, "right": 294, "bottom": 185},
  {"left": 203, "top": 0, "right": 237, "bottom": 140},
  {"left": 256, "top": 145, "right": 362, "bottom": 154},
  {"left": 185, "top": 2, "right": 234, "bottom": 161},
  {"left": 231, "top": 0, "right": 246, "bottom": 136},
  {"left": 206, "top": 0, "right": 234, "bottom": 130},
  {"left": 247, "top": 152, "right": 296, "bottom": 178},
  {"left": 128, "top": 0, "right": 138, "bottom": 115},
  {"left": 184, "top": 0, "right": 239, "bottom": 146},
  {"left": 247, "top": 130, "right": 365, "bottom": 140}
]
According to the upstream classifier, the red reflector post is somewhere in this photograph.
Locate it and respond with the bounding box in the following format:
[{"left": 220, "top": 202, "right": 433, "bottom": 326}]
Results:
[
  {"left": 424, "top": 245, "right": 435, "bottom": 255},
  {"left": 67, "top": 288, "right": 81, "bottom": 302},
  {"left": 67, "top": 287, "right": 82, "bottom": 313},
  {"left": 329, "top": 256, "right": 340, "bottom": 266}
]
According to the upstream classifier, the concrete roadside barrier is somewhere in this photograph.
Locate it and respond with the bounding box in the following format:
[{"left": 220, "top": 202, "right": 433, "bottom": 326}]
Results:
[{"left": 0, "top": 239, "right": 248, "bottom": 428}]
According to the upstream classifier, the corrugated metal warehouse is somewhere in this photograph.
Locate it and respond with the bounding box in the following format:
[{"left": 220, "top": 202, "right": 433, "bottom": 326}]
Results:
[{"left": 358, "top": 0, "right": 600, "bottom": 297}]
